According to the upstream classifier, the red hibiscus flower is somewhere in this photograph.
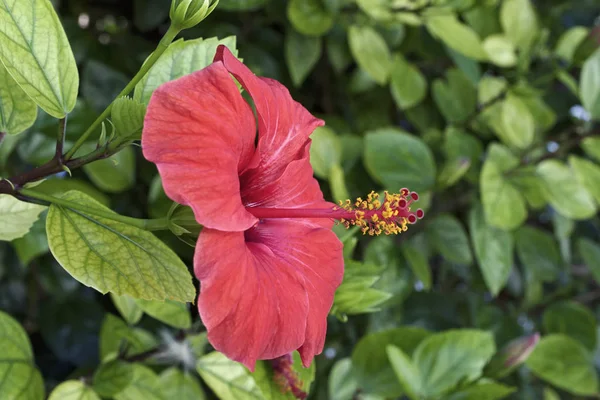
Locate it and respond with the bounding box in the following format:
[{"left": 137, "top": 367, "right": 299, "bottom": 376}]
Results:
[{"left": 142, "top": 45, "right": 423, "bottom": 370}]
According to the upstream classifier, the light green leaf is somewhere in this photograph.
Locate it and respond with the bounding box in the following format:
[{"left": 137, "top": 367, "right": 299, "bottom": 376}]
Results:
[
  {"left": 99, "top": 314, "right": 158, "bottom": 360},
  {"left": 196, "top": 351, "right": 263, "bottom": 400},
  {"left": 543, "top": 301, "right": 597, "bottom": 351},
  {"left": 577, "top": 237, "right": 600, "bottom": 285},
  {"left": 111, "top": 97, "right": 147, "bottom": 140},
  {"left": 536, "top": 160, "right": 597, "bottom": 219},
  {"left": 426, "top": 14, "right": 487, "bottom": 60},
  {"left": 0, "top": 310, "right": 45, "bottom": 400},
  {"left": 469, "top": 204, "right": 514, "bottom": 297},
  {"left": 352, "top": 327, "right": 431, "bottom": 397},
  {"left": 386, "top": 345, "right": 421, "bottom": 400},
  {"left": 582, "top": 136, "right": 600, "bottom": 163},
  {"left": 515, "top": 226, "right": 561, "bottom": 282},
  {"left": 390, "top": 54, "right": 427, "bottom": 109},
  {"left": 0, "top": 62, "right": 37, "bottom": 135},
  {"left": 110, "top": 293, "right": 144, "bottom": 325},
  {"left": 287, "top": 0, "right": 333, "bottom": 37},
  {"left": 253, "top": 352, "right": 315, "bottom": 399},
  {"left": 500, "top": 0, "right": 538, "bottom": 50},
  {"left": 334, "top": 261, "right": 392, "bottom": 315},
  {"left": 0, "top": 0, "right": 78, "bottom": 118},
  {"left": 0, "top": 195, "right": 46, "bottom": 241},
  {"left": 555, "top": 26, "right": 589, "bottom": 64},
  {"left": 309, "top": 126, "right": 342, "bottom": 179},
  {"left": 483, "top": 35, "right": 517, "bottom": 67},
  {"left": 527, "top": 335, "right": 598, "bottom": 396},
  {"left": 285, "top": 29, "right": 321, "bottom": 87},
  {"left": 569, "top": 156, "right": 600, "bottom": 204},
  {"left": 135, "top": 299, "right": 191, "bottom": 329},
  {"left": 348, "top": 25, "right": 392, "bottom": 85},
  {"left": 328, "top": 164, "right": 350, "bottom": 203},
  {"left": 432, "top": 69, "right": 477, "bottom": 123},
  {"left": 427, "top": 214, "right": 473, "bottom": 265},
  {"left": 134, "top": 36, "right": 238, "bottom": 104},
  {"left": 414, "top": 330, "right": 496, "bottom": 397},
  {"left": 83, "top": 146, "right": 136, "bottom": 193},
  {"left": 12, "top": 216, "right": 48, "bottom": 266},
  {"left": 115, "top": 364, "right": 165, "bottom": 400},
  {"left": 160, "top": 368, "right": 206, "bottom": 400},
  {"left": 446, "top": 381, "right": 516, "bottom": 400},
  {"left": 580, "top": 49, "right": 600, "bottom": 119},
  {"left": 364, "top": 128, "right": 436, "bottom": 193},
  {"left": 93, "top": 360, "right": 135, "bottom": 398},
  {"left": 46, "top": 191, "right": 195, "bottom": 302},
  {"left": 328, "top": 358, "right": 358, "bottom": 400},
  {"left": 48, "top": 381, "right": 99, "bottom": 400},
  {"left": 511, "top": 168, "right": 548, "bottom": 209},
  {"left": 500, "top": 93, "right": 535, "bottom": 149}
]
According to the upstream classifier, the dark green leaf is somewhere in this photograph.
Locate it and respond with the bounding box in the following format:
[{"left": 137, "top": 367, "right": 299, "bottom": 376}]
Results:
[
  {"left": 93, "top": 360, "right": 135, "bottom": 398},
  {"left": 426, "top": 214, "right": 473, "bottom": 265},
  {"left": 390, "top": 54, "right": 427, "bottom": 109},
  {"left": 543, "top": 301, "right": 597, "bottom": 351},
  {"left": 285, "top": 29, "right": 321, "bottom": 87},
  {"left": 287, "top": 0, "right": 333, "bottom": 37}
]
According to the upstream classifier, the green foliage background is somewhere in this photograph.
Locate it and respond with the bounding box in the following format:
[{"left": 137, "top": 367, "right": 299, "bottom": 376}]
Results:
[{"left": 2, "top": 0, "right": 600, "bottom": 399}]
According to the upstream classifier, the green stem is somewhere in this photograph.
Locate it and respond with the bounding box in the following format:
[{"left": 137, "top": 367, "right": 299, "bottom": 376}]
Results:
[
  {"left": 64, "top": 24, "right": 181, "bottom": 160},
  {"left": 19, "top": 188, "right": 170, "bottom": 232}
]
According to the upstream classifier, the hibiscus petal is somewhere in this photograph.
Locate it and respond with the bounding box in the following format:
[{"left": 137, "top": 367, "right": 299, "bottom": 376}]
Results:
[
  {"left": 142, "top": 62, "right": 258, "bottom": 231},
  {"left": 195, "top": 221, "right": 343, "bottom": 370},
  {"left": 214, "top": 45, "right": 324, "bottom": 183}
]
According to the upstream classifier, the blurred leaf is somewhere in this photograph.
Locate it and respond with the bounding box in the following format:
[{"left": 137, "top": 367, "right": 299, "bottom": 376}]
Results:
[
  {"left": 0, "top": 0, "right": 78, "bottom": 118},
  {"left": 82, "top": 61, "right": 129, "bottom": 113},
  {"left": 111, "top": 97, "right": 147, "bottom": 140},
  {"left": 287, "top": 0, "right": 333, "bottom": 37},
  {"left": 469, "top": 204, "right": 514, "bottom": 296},
  {"left": 93, "top": 360, "right": 135, "bottom": 398},
  {"left": 12, "top": 216, "right": 48, "bottom": 266},
  {"left": 219, "top": 0, "right": 267, "bottom": 11},
  {"left": 401, "top": 241, "right": 432, "bottom": 290},
  {"left": 111, "top": 293, "right": 144, "bottom": 325},
  {"left": 555, "top": 26, "right": 589, "bottom": 64},
  {"left": 582, "top": 136, "right": 600, "bottom": 163},
  {"left": 285, "top": 29, "right": 321, "bottom": 87},
  {"left": 309, "top": 126, "right": 342, "bottom": 179},
  {"left": 443, "top": 127, "right": 483, "bottom": 182},
  {"left": 515, "top": 226, "right": 561, "bottom": 282},
  {"left": 543, "top": 301, "right": 597, "bottom": 351},
  {"left": 159, "top": 368, "right": 206, "bottom": 400},
  {"left": 0, "top": 310, "right": 45, "bottom": 400},
  {"left": 36, "top": 178, "right": 110, "bottom": 207},
  {"left": 197, "top": 351, "right": 263, "bottom": 399},
  {"left": 413, "top": 330, "right": 495, "bottom": 397},
  {"left": 334, "top": 260, "right": 392, "bottom": 315},
  {"left": 83, "top": 146, "right": 136, "bottom": 193},
  {"left": 100, "top": 314, "right": 158, "bottom": 360},
  {"left": 500, "top": 93, "right": 535, "bottom": 149},
  {"left": 329, "top": 164, "right": 350, "bottom": 202},
  {"left": 328, "top": 358, "right": 358, "bottom": 400},
  {"left": 390, "top": 54, "right": 427, "bottom": 109},
  {"left": 348, "top": 25, "right": 392, "bottom": 85},
  {"left": 427, "top": 214, "right": 473, "bottom": 265},
  {"left": 134, "top": 0, "right": 170, "bottom": 32},
  {"left": 135, "top": 299, "right": 191, "bottom": 329},
  {"left": 483, "top": 35, "right": 517, "bottom": 67},
  {"left": 0, "top": 62, "right": 37, "bottom": 135},
  {"left": 500, "top": 0, "right": 538, "bottom": 51},
  {"left": 46, "top": 191, "right": 195, "bottom": 302},
  {"left": 510, "top": 168, "right": 547, "bottom": 210},
  {"left": 432, "top": 69, "right": 477, "bottom": 123},
  {"left": 526, "top": 335, "right": 598, "bottom": 396},
  {"left": 577, "top": 237, "right": 600, "bottom": 284},
  {"left": 425, "top": 14, "right": 487, "bottom": 60},
  {"left": 352, "top": 327, "right": 430, "bottom": 397},
  {"left": 364, "top": 128, "right": 436, "bottom": 193},
  {"left": 569, "top": 156, "right": 600, "bottom": 203},
  {"left": 48, "top": 381, "right": 100, "bottom": 400},
  {"left": 445, "top": 381, "right": 515, "bottom": 400},
  {"left": 386, "top": 345, "right": 421, "bottom": 400},
  {"left": 579, "top": 49, "right": 600, "bottom": 120},
  {"left": 253, "top": 352, "right": 315, "bottom": 399},
  {"left": 447, "top": 47, "right": 481, "bottom": 86},
  {"left": 134, "top": 36, "right": 238, "bottom": 104},
  {"left": 536, "top": 160, "right": 597, "bottom": 220},
  {"left": 115, "top": 364, "right": 165, "bottom": 400},
  {"left": 0, "top": 195, "right": 46, "bottom": 241}
]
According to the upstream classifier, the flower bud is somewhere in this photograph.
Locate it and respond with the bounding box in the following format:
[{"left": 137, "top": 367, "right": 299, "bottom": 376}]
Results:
[
  {"left": 170, "top": 0, "right": 218, "bottom": 30},
  {"left": 484, "top": 333, "right": 540, "bottom": 378}
]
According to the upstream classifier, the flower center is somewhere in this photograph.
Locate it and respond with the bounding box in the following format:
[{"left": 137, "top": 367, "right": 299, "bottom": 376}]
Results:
[{"left": 246, "top": 188, "right": 424, "bottom": 236}]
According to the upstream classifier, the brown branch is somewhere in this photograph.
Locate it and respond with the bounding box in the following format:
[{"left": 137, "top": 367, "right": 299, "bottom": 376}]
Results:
[{"left": 54, "top": 117, "right": 67, "bottom": 164}]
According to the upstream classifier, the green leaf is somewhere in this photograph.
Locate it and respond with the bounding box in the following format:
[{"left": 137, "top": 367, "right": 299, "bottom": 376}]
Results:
[
  {"left": 83, "top": 146, "right": 136, "bottom": 193},
  {"left": 36, "top": 178, "right": 110, "bottom": 207},
  {"left": 500, "top": 0, "right": 538, "bottom": 51},
  {"left": 469, "top": 204, "right": 514, "bottom": 297},
  {"left": 253, "top": 352, "right": 315, "bottom": 399},
  {"left": 577, "top": 237, "right": 600, "bottom": 285},
  {"left": 111, "top": 97, "right": 147, "bottom": 140},
  {"left": 446, "top": 381, "right": 516, "bottom": 400},
  {"left": 426, "top": 14, "right": 487, "bottom": 60},
  {"left": 0, "top": 195, "right": 46, "bottom": 241},
  {"left": 0, "top": 311, "right": 45, "bottom": 400},
  {"left": 432, "top": 69, "right": 477, "bottom": 123},
  {"left": 328, "top": 164, "right": 350, "bottom": 203},
  {"left": 401, "top": 241, "right": 432, "bottom": 290},
  {"left": 218, "top": 0, "right": 267, "bottom": 10},
  {"left": 543, "top": 301, "right": 597, "bottom": 351},
  {"left": 285, "top": 29, "right": 321, "bottom": 87},
  {"left": 500, "top": 93, "right": 535, "bottom": 149},
  {"left": 352, "top": 327, "right": 430, "bottom": 397},
  {"left": 309, "top": 126, "right": 342, "bottom": 179},
  {"left": 580, "top": 50, "right": 600, "bottom": 119},
  {"left": 12, "top": 216, "right": 49, "bottom": 266},
  {"left": 426, "top": 214, "right": 473, "bottom": 265},
  {"left": 334, "top": 260, "right": 392, "bottom": 315},
  {"left": 99, "top": 314, "right": 158, "bottom": 360},
  {"left": 134, "top": 299, "right": 191, "bottom": 329},
  {"left": 527, "top": 335, "right": 598, "bottom": 396},
  {"left": 483, "top": 35, "right": 517, "bottom": 67},
  {"left": 390, "top": 54, "right": 427, "bottom": 109},
  {"left": 328, "top": 358, "right": 358, "bottom": 400},
  {"left": 48, "top": 381, "right": 100, "bottom": 400},
  {"left": 364, "top": 128, "right": 436, "bottom": 193},
  {"left": 569, "top": 156, "right": 600, "bottom": 204},
  {"left": 110, "top": 293, "right": 144, "bottom": 325},
  {"left": 515, "top": 226, "right": 561, "bottom": 282},
  {"left": 115, "top": 364, "right": 165, "bottom": 400},
  {"left": 348, "top": 25, "right": 392, "bottom": 85},
  {"left": 46, "top": 191, "right": 195, "bottom": 302},
  {"left": 480, "top": 144, "right": 527, "bottom": 230},
  {"left": 0, "top": 0, "right": 78, "bottom": 118},
  {"left": 536, "top": 160, "right": 597, "bottom": 220},
  {"left": 82, "top": 61, "right": 129, "bottom": 113},
  {"left": 196, "top": 351, "right": 263, "bottom": 399},
  {"left": 134, "top": 36, "right": 238, "bottom": 104},
  {"left": 413, "top": 330, "right": 496, "bottom": 397},
  {"left": 582, "top": 136, "right": 600, "bottom": 163},
  {"left": 287, "top": 0, "right": 333, "bottom": 37},
  {"left": 93, "top": 360, "right": 135, "bottom": 398},
  {"left": 555, "top": 26, "right": 589, "bottom": 64},
  {"left": 386, "top": 345, "right": 421, "bottom": 400},
  {"left": 0, "top": 62, "right": 37, "bottom": 135},
  {"left": 160, "top": 368, "right": 206, "bottom": 400},
  {"left": 443, "top": 127, "right": 483, "bottom": 182}
]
